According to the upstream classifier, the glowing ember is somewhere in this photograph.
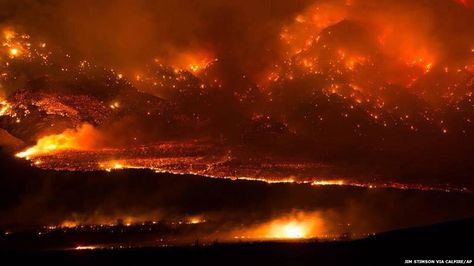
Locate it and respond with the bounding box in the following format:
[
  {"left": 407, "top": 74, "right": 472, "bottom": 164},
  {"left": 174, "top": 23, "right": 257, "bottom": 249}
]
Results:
[
  {"left": 9, "top": 48, "right": 18, "bottom": 56},
  {"left": 75, "top": 245, "right": 98, "bottom": 250},
  {"left": 312, "top": 180, "right": 346, "bottom": 186},
  {"left": 187, "top": 216, "right": 206, "bottom": 224},
  {"left": 110, "top": 101, "right": 120, "bottom": 109}
]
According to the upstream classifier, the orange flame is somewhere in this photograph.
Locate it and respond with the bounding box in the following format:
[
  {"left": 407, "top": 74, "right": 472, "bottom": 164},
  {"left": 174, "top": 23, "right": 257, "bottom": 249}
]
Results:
[
  {"left": 75, "top": 246, "right": 99, "bottom": 250},
  {"left": 234, "top": 211, "right": 324, "bottom": 240},
  {"left": 2, "top": 28, "right": 29, "bottom": 59},
  {"left": 0, "top": 97, "right": 12, "bottom": 116},
  {"left": 168, "top": 50, "right": 216, "bottom": 73},
  {"left": 15, "top": 123, "right": 101, "bottom": 158}
]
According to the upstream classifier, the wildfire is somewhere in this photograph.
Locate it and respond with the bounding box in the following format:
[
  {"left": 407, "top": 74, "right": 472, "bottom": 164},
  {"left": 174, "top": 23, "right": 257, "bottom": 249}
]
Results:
[
  {"left": 312, "top": 180, "right": 346, "bottom": 186},
  {"left": 236, "top": 212, "right": 324, "bottom": 240},
  {"left": 0, "top": 97, "right": 12, "bottom": 116},
  {"left": 2, "top": 1, "right": 474, "bottom": 251},
  {"left": 2, "top": 28, "right": 30, "bottom": 59},
  {"left": 15, "top": 123, "right": 101, "bottom": 158},
  {"left": 273, "top": 1, "right": 452, "bottom": 91},
  {"left": 280, "top": 2, "right": 347, "bottom": 56},
  {"left": 75, "top": 245, "right": 99, "bottom": 250},
  {"left": 61, "top": 220, "right": 79, "bottom": 228},
  {"left": 3, "top": 29, "right": 15, "bottom": 41},
  {"left": 99, "top": 160, "right": 128, "bottom": 172},
  {"left": 277, "top": 222, "right": 307, "bottom": 239},
  {"left": 21, "top": 151, "right": 467, "bottom": 193},
  {"left": 169, "top": 51, "right": 216, "bottom": 74},
  {"left": 187, "top": 216, "right": 206, "bottom": 224},
  {"left": 265, "top": 220, "right": 316, "bottom": 239},
  {"left": 57, "top": 213, "right": 163, "bottom": 229}
]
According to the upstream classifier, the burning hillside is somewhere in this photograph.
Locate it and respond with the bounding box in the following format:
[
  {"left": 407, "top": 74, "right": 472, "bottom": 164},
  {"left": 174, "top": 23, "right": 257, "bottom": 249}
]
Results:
[{"left": 1, "top": 0, "right": 474, "bottom": 247}]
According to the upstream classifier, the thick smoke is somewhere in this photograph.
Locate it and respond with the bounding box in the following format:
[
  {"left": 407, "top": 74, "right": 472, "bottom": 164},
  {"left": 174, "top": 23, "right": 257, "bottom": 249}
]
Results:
[
  {"left": 1, "top": 0, "right": 473, "bottom": 84},
  {"left": 1, "top": 0, "right": 474, "bottom": 184},
  {"left": 0, "top": 0, "right": 312, "bottom": 81},
  {"left": 1, "top": 0, "right": 474, "bottom": 231}
]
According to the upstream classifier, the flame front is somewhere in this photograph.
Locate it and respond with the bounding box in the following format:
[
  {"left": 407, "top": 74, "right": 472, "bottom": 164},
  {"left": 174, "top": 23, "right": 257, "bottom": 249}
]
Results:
[
  {"left": 16, "top": 123, "right": 100, "bottom": 158},
  {"left": 0, "top": 97, "right": 12, "bottom": 116},
  {"left": 234, "top": 212, "right": 325, "bottom": 240},
  {"left": 272, "top": 222, "right": 307, "bottom": 239}
]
